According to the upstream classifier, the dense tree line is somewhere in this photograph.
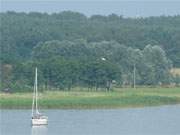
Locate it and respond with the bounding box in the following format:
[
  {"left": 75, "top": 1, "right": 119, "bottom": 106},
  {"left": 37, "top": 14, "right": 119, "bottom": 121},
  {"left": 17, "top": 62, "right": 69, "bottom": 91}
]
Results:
[
  {"left": 1, "top": 40, "right": 174, "bottom": 91},
  {"left": 0, "top": 11, "right": 180, "bottom": 91}
]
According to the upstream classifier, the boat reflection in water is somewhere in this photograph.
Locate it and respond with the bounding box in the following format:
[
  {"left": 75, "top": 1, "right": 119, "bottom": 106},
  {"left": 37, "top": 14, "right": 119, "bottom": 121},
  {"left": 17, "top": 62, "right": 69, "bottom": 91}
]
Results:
[{"left": 31, "top": 125, "right": 48, "bottom": 135}]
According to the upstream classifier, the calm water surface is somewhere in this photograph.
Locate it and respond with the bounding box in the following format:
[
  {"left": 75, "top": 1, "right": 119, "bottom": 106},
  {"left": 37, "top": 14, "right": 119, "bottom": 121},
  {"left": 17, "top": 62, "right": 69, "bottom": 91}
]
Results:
[{"left": 1, "top": 105, "right": 180, "bottom": 135}]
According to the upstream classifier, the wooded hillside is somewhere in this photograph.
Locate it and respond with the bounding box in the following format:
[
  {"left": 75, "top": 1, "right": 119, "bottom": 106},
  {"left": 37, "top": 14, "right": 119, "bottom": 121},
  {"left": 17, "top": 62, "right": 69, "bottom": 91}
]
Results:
[{"left": 1, "top": 11, "right": 180, "bottom": 91}]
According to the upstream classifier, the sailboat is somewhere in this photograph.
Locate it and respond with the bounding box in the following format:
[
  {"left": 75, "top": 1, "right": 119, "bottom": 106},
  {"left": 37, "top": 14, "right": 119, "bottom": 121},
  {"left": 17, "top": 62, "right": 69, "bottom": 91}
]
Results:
[{"left": 31, "top": 67, "right": 48, "bottom": 125}]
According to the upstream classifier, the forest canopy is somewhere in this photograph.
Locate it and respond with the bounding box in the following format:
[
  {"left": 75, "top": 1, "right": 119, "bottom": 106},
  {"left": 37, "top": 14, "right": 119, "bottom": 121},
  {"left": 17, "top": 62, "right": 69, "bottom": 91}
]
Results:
[{"left": 0, "top": 11, "right": 180, "bottom": 91}]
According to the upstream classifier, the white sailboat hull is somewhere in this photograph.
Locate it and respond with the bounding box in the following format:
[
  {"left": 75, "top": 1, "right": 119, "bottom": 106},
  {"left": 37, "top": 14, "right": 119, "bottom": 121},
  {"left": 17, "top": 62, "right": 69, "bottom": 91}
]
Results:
[
  {"left": 32, "top": 118, "right": 48, "bottom": 125},
  {"left": 31, "top": 68, "right": 48, "bottom": 126}
]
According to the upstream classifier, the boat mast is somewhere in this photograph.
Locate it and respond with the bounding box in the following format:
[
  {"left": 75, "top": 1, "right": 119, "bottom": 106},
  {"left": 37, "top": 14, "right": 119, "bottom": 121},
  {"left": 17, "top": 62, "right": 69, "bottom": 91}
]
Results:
[
  {"left": 35, "top": 67, "right": 39, "bottom": 114},
  {"left": 32, "top": 68, "right": 36, "bottom": 117}
]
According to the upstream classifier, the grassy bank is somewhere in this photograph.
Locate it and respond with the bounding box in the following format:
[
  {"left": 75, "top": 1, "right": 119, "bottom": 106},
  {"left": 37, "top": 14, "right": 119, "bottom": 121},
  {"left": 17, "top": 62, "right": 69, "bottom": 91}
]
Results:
[{"left": 0, "top": 87, "right": 180, "bottom": 109}]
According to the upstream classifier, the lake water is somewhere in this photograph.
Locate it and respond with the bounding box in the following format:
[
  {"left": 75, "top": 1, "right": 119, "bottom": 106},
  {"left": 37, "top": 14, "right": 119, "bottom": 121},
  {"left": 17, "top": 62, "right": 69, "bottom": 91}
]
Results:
[{"left": 1, "top": 105, "right": 180, "bottom": 135}]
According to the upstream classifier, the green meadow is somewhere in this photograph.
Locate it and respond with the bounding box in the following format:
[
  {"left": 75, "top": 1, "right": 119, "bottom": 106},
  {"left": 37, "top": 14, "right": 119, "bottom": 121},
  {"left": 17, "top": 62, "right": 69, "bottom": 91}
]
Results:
[{"left": 0, "top": 87, "right": 180, "bottom": 109}]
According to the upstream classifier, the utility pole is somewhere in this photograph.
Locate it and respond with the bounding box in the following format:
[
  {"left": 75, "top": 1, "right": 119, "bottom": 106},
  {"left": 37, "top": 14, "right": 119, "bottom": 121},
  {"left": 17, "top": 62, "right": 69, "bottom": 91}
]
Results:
[{"left": 133, "top": 63, "right": 136, "bottom": 89}]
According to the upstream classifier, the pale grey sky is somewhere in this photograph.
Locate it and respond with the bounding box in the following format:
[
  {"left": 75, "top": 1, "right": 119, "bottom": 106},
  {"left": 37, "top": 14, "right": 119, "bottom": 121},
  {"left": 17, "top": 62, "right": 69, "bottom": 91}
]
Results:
[{"left": 1, "top": 0, "right": 180, "bottom": 17}]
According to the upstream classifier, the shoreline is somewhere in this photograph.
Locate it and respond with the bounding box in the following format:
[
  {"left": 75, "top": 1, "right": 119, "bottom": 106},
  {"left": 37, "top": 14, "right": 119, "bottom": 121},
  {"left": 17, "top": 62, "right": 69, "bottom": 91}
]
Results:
[
  {"left": 1, "top": 87, "right": 180, "bottom": 109},
  {"left": 1, "top": 103, "right": 180, "bottom": 110}
]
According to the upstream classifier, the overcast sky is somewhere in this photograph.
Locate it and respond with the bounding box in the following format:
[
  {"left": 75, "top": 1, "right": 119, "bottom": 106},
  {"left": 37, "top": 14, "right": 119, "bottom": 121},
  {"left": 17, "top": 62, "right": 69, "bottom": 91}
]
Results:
[{"left": 1, "top": 0, "right": 180, "bottom": 17}]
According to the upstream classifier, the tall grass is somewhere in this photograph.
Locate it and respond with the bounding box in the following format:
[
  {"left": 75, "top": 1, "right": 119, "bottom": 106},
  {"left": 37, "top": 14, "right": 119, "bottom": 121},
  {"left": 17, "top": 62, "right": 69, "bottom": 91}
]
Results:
[{"left": 0, "top": 87, "right": 180, "bottom": 109}]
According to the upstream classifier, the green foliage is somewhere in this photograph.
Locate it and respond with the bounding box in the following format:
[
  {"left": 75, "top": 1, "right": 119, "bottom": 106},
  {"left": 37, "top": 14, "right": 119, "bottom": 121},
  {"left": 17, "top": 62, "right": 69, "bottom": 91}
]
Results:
[
  {"left": 81, "top": 60, "right": 121, "bottom": 90},
  {"left": 1, "top": 12, "right": 180, "bottom": 66},
  {"left": 141, "top": 45, "right": 172, "bottom": 85},
  {"left": 0, "top": 11, "right": 178, "bottom": 92}
]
